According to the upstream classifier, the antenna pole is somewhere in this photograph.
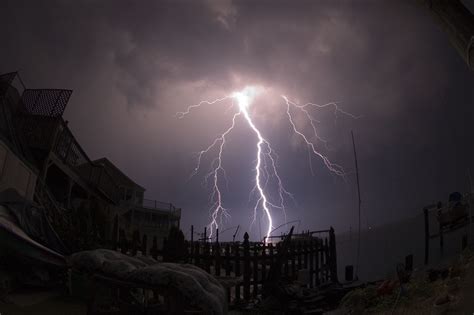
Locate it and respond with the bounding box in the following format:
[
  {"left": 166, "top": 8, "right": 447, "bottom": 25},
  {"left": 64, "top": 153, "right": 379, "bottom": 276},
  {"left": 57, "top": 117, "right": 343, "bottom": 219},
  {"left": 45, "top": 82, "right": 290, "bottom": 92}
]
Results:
[{"left": 352, "top": 130, "right": 362, "bottom": 280}]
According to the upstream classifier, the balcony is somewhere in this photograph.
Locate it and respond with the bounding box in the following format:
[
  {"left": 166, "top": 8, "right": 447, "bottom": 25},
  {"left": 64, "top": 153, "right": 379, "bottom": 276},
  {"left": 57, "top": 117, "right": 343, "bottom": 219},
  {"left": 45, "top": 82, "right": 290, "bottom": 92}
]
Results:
[
  {"left": 0, "top": 74, "right": 121, "bottom": 205},
  {"left": 17, "top": 115, "right": 120, "bottom": 204},
  {"left": 121, "top": 198, "right": 181, "bottom": 218}
]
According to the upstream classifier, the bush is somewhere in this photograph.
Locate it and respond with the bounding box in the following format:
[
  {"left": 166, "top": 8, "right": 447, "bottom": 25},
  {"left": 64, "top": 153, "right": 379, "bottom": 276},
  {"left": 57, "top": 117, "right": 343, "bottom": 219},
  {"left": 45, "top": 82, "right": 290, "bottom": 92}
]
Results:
[{"left": 162, "top": 226, "right": 188, "bottom": 262}]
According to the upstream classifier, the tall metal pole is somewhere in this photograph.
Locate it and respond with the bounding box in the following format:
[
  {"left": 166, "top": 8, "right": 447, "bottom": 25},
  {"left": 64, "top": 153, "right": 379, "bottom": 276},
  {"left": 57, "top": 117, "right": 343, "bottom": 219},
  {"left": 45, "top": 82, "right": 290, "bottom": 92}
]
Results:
[
  {"left": 468, "top": 169, "right": 473, "bottom": 244},
  {"left": 233, "top": 225, "right": 240, "bottom": 243},
  {"left": 351, "top": 131, "right": 362, "bottom": 280}
]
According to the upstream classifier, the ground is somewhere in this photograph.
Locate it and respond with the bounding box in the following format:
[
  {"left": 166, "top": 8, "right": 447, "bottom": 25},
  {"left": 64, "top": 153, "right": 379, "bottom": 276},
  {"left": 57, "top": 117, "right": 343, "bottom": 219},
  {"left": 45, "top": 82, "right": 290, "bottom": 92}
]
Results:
[
  {"left": 0, "top": 290, "right": 86, "bottom": 315},
  {"left": 2, "top": 248, "right": 474, "bottom": 314},
  {"left": 331, "top": 248, "right": 474, "bottom": 315}
]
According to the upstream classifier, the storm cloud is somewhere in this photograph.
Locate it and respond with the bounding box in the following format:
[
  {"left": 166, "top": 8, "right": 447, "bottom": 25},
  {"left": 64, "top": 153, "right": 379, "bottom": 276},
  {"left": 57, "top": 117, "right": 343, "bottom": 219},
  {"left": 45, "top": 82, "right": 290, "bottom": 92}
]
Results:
[{"left": 2, "top": 0, "right": 474, "bottom": 239}]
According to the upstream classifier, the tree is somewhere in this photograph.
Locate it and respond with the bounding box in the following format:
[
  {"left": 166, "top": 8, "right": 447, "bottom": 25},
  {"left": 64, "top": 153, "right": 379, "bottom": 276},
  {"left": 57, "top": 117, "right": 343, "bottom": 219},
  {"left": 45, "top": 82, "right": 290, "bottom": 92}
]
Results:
[{"left": 163, "top": 226, "right": 188, "bottom": 262}]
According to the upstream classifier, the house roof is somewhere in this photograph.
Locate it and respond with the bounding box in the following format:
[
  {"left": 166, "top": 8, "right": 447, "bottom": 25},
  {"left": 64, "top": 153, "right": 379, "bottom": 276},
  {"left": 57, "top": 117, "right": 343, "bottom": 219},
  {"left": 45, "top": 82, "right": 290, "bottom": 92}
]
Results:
[{"left": 93, "top": 157, "right": 146, "bottom": 191}]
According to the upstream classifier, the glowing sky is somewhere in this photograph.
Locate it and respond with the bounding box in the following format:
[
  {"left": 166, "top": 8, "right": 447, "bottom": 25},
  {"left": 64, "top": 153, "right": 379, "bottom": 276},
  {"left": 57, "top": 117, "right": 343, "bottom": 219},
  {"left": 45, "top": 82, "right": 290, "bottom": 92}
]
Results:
[{"left": 2, "top": 0, "right": 474, "bottom": 240}]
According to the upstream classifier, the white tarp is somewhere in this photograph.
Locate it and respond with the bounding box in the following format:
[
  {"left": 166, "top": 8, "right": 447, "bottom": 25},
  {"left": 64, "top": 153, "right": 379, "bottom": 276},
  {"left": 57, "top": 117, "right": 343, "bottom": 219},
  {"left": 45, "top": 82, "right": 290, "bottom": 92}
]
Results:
[{"left": 70, "top": 249, "right": 227, "bottom": 314}]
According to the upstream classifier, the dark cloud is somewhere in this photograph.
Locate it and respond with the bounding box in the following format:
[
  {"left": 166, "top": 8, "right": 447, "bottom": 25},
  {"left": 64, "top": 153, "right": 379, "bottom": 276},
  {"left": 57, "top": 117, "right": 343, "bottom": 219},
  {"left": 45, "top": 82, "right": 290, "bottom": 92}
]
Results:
[{"left": 1, "top": 0, "right": 474, "bottom": 238}]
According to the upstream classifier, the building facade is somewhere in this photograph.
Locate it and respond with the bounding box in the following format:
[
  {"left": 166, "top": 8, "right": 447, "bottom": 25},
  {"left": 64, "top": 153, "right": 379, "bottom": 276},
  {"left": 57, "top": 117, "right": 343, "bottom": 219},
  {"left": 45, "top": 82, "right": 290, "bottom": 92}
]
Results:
[{"left": 0, "top": 71, "right": 181, "bottom": 252}]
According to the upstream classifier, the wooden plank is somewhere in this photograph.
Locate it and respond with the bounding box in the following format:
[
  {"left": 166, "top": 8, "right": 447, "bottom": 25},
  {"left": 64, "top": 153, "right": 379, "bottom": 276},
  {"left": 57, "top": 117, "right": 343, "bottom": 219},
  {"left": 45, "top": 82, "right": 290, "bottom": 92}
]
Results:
[{"left": 243, "top": 233, "right": 250, "bottom": 301}]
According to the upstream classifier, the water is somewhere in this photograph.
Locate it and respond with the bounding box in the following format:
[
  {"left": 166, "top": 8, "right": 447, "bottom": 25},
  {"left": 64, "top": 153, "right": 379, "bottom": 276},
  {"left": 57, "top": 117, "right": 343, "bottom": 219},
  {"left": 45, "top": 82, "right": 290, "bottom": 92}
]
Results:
[{"left": 336, "top": 213, "right": 472, "bottom": 282}]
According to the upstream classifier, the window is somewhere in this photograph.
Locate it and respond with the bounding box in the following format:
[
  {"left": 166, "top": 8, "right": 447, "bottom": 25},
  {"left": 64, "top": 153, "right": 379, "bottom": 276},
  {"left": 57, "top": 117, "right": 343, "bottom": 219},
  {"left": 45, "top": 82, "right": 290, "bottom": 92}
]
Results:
[
  {"left": 126, "top": 188, "right": 133, "bottom": 201},
  {"left": 119, "top": 186, "right": 126, "bottom": 201},
  {"left": 135, "top": 191, "right": 144, "bottom": 205}
]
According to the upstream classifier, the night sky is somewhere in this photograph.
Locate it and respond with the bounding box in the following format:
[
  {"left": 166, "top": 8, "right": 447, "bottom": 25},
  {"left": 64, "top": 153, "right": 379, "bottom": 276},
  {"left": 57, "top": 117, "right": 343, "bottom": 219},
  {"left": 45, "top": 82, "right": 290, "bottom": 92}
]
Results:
[{"left": 2, "top": 0, "right": 474, "bottom": 240}]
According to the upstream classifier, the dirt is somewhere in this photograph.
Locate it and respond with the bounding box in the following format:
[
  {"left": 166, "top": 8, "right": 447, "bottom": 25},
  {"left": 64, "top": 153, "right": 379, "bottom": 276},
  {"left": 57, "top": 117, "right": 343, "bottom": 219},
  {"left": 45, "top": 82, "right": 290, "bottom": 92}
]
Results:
[
  {"left": 0, "top": 290, "right": 87, "bottom": 315},
  {"left": 332, "top": 248, "right": 474, "bottom": 315}
]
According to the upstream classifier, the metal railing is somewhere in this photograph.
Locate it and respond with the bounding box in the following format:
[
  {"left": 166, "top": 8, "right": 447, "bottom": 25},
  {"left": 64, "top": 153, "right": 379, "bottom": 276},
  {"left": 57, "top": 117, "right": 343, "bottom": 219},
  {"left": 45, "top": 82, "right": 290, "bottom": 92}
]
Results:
[
  {"left": 53, "top": 120, "right": 120, "bottom": 203},
  {"left": 142, "top": 198, "right": 178, "bottom": 212}
]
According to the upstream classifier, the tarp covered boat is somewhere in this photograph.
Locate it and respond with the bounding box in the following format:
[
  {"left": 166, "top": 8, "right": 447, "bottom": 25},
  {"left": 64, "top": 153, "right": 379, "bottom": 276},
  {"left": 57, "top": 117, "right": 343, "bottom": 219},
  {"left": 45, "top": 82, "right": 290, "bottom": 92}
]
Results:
[{"left": 0, "top": 189, "right": 66, "bottom": 269}]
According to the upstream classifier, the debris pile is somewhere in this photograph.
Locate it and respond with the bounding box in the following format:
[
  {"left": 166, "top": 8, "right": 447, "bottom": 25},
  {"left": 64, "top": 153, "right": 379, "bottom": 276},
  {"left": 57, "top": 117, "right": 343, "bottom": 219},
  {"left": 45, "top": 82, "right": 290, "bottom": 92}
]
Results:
[{"left": 338, "top": 249, "right": 473, "bottom": 314}]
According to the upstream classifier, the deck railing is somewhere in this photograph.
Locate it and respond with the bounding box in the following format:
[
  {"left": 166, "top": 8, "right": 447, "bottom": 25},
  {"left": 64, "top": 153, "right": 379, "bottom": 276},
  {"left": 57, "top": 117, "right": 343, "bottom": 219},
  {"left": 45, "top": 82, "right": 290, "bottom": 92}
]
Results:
[{"left": 115, "top": 227, "right": 338, "bottom": 306}]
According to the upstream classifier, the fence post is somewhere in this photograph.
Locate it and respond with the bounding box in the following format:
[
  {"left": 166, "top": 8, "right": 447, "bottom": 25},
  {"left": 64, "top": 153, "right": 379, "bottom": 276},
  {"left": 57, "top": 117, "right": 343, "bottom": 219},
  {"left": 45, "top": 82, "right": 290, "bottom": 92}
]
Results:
[
  {"left": 303, "top": 240, "right": 308, "bottom": 270},
  {"left": 119, "top": 229, "right": 126, "bottom": 254},
  {"left": 424, "top": 208, "right": 429, "bottom": 265},
  {"left": 297, "top": 241, "right": 303, "bottom": 271},
  {"left": 440, "top": 222, "right": 444, "bottom": 258},
  {"left": 243, "top": 232, "right": 250, "bottom": 301},
  {"left": 290, "top": 241, "right": 296, "bottom": 278},
  {"left": 194, "top": 241, "right": 201, "bottom": 267},
  {"left": 253, "top": 243, "right": 259, "bottom": 298},
  {"left": 215, "top": 241, "right": 221, "bottom": 277},
  {"left": 234, "top": 241, "right": 241, "bottom": 303},
  {"left": 329, "top": 227, "right": 338, "bottom": 283},
  {"left": 204, "top": 239, "right": 211, "bottom": 273},
  {"left": 309, "top": 239, "right": 314, "bottom": 288},
  {"left": 151, "top": 236, "right": 158, "bottom": 260},
  {"left": 345, "top": 265, "right": 354, "bottom": 282},
  {"left": 315, "top": 239, "right": 320, "bottom": 286},
  {"left": 324, "top": 237, "right": 329, "bottom": 282},
  {"left": 405, "top": 254, "right": 413, "bottom": 272},
  {"left": 462, "top": 234, "right": 468, "bottom": 251},
  {"left": 132, "top": 230, "right": 140, "bottom": 256},
  {"left": 283, "top": 242, "right": 289, "bottom": 277},
  {"left": 190, "top": 225, "right": 194, "bottom": 260},
  {"left": 142, "top": 234, "right": 148, "bottom": 256},
  {"left": 268, "top": 243, "right": 274, "bottom": 282},
  {"left": 261, "top": 242, "right": 267, "bottom": 288},
  {"left": 225, "top": 243, "right": 231, "bottom": 304}
]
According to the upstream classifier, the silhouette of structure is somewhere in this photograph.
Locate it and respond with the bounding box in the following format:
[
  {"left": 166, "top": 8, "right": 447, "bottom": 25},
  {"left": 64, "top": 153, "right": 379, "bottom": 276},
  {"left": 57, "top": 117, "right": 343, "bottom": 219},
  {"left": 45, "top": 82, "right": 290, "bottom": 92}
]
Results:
[
  {"left": 0, "top": 71, "right": 181, "bottom": 252},
  {"left": 418, "top": 0, "right": 474, "bottom": 70}
]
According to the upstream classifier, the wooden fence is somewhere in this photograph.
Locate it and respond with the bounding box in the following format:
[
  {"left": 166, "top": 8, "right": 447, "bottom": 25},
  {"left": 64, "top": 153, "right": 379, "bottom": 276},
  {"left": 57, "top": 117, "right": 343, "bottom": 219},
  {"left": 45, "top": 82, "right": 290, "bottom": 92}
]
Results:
[
  {"left": 116, "top": 227, "right": 338, "bottom": 305},
  {"left": 187, "top": 228, "right": 337, "bottom": 304}
]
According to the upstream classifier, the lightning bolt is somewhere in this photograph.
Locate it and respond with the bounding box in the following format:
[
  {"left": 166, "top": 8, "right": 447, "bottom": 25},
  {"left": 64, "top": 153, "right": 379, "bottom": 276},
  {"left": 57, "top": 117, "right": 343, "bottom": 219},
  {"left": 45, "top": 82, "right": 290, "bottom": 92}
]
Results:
[{"left": 177, "top": 86, "right": 357, "bottom": 239}]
